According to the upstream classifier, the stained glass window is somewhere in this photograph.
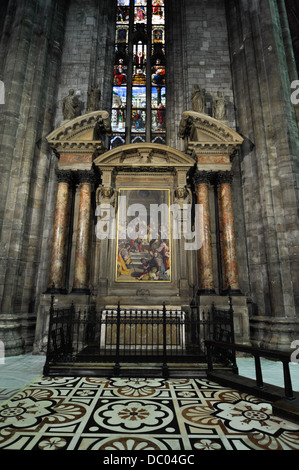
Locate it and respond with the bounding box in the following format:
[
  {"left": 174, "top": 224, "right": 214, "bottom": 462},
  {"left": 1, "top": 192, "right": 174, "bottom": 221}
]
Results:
[{"left": 112, "top": 0, "right": 166, "bottom": 148}]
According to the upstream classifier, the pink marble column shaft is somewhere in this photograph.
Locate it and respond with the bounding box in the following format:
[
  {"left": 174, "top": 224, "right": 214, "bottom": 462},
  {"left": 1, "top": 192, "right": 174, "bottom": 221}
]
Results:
[
  {"left": 48, "top": 179, "right": 71, "bottom": 290},
  {"left": 73, "top": 182, "right": 92, "bottom": 291},
  {"left": 196, "top": 182, "right": 215, "bottom": 293},
  {"left": 219, "top": 180, "right": 240, "bottom": 292}
]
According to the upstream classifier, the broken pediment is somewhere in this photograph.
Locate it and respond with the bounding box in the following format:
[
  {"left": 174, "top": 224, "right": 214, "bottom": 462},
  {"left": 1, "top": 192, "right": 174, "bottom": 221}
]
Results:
[
  {"left": 46, "top": 110, "right": 112, "bottom": 156},
  {"left": 178, "top": 111, "right": 244, "bottom": 156}
]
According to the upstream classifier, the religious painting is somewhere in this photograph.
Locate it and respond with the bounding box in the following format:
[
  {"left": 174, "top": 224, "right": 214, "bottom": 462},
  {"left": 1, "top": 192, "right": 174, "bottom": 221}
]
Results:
[{"left": 116, "top": 189, "right": 171, "bottom": 282}]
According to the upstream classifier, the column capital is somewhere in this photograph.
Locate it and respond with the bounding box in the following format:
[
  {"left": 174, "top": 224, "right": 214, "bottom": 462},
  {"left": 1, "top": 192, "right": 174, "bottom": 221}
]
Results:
[
  {"left": 75, "top": 169, "right": 99, "bottom": 185},
  {"left": 55, "top": 169, "right": 74, "bottom": 185},
  {"left": 216, "top": 170, "right": 234, "bottom": 185},
  {"left": 193, "top": 170, "right": 213, "bottom": 186}
]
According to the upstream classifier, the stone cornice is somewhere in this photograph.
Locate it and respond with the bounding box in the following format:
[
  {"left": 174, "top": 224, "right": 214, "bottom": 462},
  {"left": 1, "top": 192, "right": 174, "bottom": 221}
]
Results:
[
  {"left": 49, "top": 140, "right": 103, "bottom": 154},
  {"left": 187, "top": 142, "right": 242, "bottom": 157}
]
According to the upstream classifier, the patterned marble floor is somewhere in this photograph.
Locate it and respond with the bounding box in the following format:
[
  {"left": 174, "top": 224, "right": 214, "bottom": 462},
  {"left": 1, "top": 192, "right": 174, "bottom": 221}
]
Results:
[{"left": 1, "top": 374, "right": 299, "bottom": 451}]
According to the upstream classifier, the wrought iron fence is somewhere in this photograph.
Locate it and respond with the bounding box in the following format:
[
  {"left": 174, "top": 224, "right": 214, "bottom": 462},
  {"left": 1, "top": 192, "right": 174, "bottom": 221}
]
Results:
[{"left": 44, "top": 293, "right": 236, "bottom": 377}]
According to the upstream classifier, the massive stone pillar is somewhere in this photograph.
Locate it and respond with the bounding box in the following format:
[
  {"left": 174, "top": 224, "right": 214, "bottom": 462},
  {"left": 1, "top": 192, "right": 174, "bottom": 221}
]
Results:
[
  {"left": 72, "top": 171, "right": 94, "bottom": 294},
  {"left": 0, "top": 0, "right": 68, "bottom": 354},
  {"left": 226, "top": 0, "right": 299, "bottom": 348},
  {"left": 193, "top": 171, "right": 215, "bottom": 294},
  {"left": 217, "top": 171, "right": 240, "bottom": 295},
  {"left": 48, "top": 170, "right": 73, "bottom": 294}
]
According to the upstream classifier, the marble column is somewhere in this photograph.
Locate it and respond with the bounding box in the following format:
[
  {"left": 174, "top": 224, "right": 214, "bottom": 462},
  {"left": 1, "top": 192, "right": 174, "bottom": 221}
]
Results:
[
  {"left": 217, "top": 171, "right": 241, "bottom": 294},
  {"left": 193, "top": 171, "right": 215, "bottom": 294},
  {"left": 72, "top": 171, "right": 94, "bottom": 294},
  {"left": 47, "top": 170, "right": 73, "bottom": 293}
]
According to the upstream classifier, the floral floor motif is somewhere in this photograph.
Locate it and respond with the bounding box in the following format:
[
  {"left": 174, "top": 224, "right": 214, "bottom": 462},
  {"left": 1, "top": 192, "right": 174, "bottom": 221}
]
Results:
[{"left": 0, "top": 376, "right": 299, "bottom": 451}]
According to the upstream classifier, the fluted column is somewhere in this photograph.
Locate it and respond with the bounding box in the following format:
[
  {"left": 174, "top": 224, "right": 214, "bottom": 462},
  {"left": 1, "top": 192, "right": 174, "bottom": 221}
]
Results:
[
  {"left": 193, "top": 171, "right": 215, "bottom": 294},
  {"left": 217, "top": 171, "right": 241, "bottom": 294},
  {"left": 47, "top": 170, "right": 73, "bottom": 293},
  {"left": 72, "top": 171, "right": 94, "bottom": 294}
]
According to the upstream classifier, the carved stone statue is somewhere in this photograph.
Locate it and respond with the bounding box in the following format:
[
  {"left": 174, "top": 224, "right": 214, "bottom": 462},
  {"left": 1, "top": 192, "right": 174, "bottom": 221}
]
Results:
[
  {"left": 191, "top": 85, "right": 206, "bottom": 113},
  {"left": 62, "top": 89, "right": 80, "bottom": 120},
  {"left": 212, "top": 91, "right": 228, "bottom": 120},
  {"left": 96, "top": 185, "right": 116, "bottom": 207},
  {"left": 87, "top": 85, "right": 101, "bottom": 112},
  {"left": 93, "top": 111, "right": 112, "bottom": 140},
  {"left": 174, "top": 186, "right": 192, "bottom": 208}
]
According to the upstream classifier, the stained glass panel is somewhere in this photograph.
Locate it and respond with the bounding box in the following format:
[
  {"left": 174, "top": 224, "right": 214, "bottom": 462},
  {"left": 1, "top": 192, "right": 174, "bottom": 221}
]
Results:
[
  {"left": 131, "top": 110, "right": 146, "bottom": 132},
  {"left": 134, "top": 5, "right": 147, "bottom": 23},
  {"left": 112, "top": 87, "right": 127, "bottom": 132},
  {"left": 118, "top": 0, "right": 130, "bottom": 6},
  {"left": 152, "top": 1, "right": 164, "bottom": 24},
  {"left": 111, "top": 0, "right": 166, "bottom": 147},
  {"left": 151, "top": 86, "right": 166, "bottom": 107},
  {"left": 132, "top": 87, "right": 147, "bottom": 108}
]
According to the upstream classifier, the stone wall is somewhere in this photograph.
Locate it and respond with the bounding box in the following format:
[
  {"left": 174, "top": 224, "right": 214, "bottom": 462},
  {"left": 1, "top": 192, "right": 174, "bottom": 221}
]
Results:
[
  {"left": 54, "top": 0, "right": 116, "bottom": 128},
  {"left": 0, "top": 0, "right": 68, "bottom": 353},
  {"left": 226, "top": 0, "right": 299, "bottom": 348}
]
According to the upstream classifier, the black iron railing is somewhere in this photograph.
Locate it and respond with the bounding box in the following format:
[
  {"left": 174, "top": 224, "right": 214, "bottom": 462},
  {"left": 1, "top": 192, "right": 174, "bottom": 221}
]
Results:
[
  {"left": 205, "top": 340, "right": 295, "bottom": 399},
  {"left": 44, "top": 293, "right": 236, "bottom": 377}
]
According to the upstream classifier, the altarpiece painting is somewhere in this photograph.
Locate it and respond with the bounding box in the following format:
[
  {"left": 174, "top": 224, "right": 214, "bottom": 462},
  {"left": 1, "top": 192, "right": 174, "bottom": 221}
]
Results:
[{"left": 116, "top": 188, "right": 171, "bottom": 282}]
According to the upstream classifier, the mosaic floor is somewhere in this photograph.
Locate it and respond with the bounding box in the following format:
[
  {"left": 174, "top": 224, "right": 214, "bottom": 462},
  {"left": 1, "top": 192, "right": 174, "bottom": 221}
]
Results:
[{"left": 1, "top": 375, "right": 299, "bottom": 451}]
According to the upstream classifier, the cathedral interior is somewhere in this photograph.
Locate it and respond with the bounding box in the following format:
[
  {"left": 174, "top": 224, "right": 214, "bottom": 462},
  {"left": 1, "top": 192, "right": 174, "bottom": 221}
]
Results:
[{"left": 0, "top": 0, "right": 299, "bottom": 452}]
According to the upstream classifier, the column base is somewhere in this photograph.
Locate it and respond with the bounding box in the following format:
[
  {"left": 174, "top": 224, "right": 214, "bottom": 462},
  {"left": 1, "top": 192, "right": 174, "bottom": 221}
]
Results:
[
  {"left": 0, "top": 315, "right": 24, "bottom": 357},
  {"left": 222, "top": 288, "right": 243, "bottom": 296},
  {"left": 250, "top": 316, "right": 299, "bottom": 351},
  {"left": 71, "top": 288, "right": 91, "bottom": 295},
  {"left": 44, "top": 287, "right": 68, "bottom": 295},
  {"left": 198, "top": 289, "right": 216, "bottom": 295}
]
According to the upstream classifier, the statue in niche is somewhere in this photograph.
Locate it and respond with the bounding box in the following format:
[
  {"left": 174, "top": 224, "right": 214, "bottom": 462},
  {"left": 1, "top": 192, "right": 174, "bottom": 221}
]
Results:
[
  {"left": 191, "top": 85, "right": 206, "bottom": 113},
  {"left": 87, "top": 85, "right": 101, "bottom": 112},
  {"left": 62, "top": 89, "right": 80, "bottom": 120},
  {"left": 212, "top": 91, "right": 228, "bottom": 120}
]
